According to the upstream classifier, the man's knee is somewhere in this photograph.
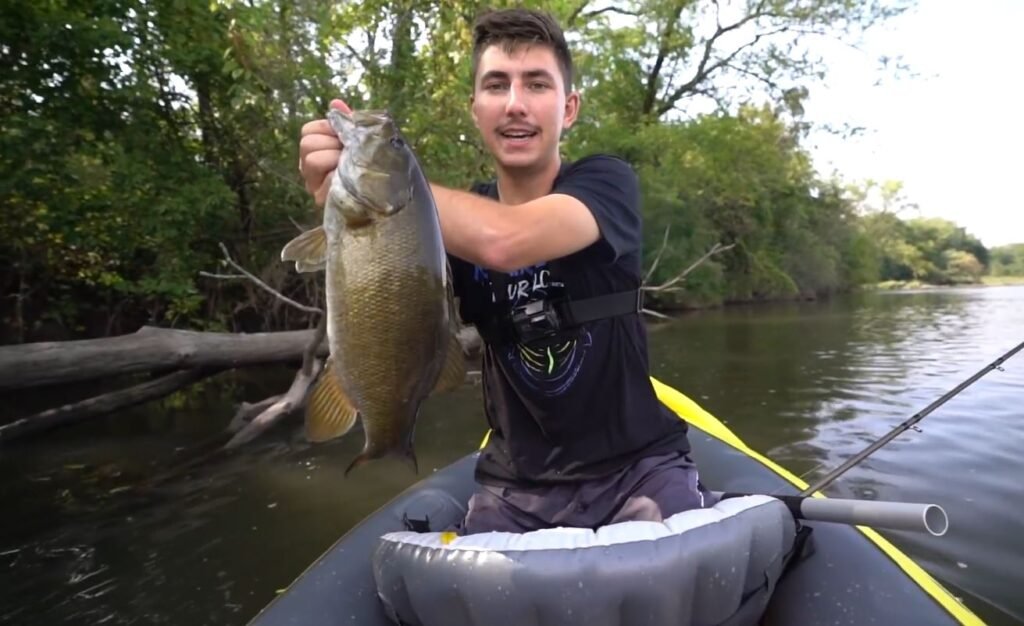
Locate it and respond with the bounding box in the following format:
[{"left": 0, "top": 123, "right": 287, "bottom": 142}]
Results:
[
  {"left": 609, "top": 495, "right": 664, "bottom": 524},
  {"left": 460, "top": 486, "right": 530, "bottom": 535},
  {"left": 637, "top": 464, "right": 707, "bottom": 519}
]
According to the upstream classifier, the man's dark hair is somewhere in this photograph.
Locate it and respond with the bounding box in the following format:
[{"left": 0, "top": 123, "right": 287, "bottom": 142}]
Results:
[{"left": 471, "top": 8, "right": 574, "bottom": 94}]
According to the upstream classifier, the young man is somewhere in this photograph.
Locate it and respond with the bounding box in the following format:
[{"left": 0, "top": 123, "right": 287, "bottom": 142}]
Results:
[{"left": 298, "top": 8, "right": 706, "bottom": 534}]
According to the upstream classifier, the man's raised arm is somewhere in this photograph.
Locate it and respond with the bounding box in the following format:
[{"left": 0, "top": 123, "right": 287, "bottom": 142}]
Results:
[{"left": 430, "top": 183, "right": 599, "bottom": 272}]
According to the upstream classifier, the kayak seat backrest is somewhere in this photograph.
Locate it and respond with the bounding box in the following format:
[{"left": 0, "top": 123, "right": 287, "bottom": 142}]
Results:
[{"left": 371, "top": 494, "right": 796, "bottom": 626}]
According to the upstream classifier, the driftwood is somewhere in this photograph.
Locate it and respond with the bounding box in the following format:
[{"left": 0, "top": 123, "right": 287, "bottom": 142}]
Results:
[
  {"left": 0, "top": 368, "right": 222, "bottom": 444},
  {"left": 0, "top": 324, "right": 482, "bottom": 445},
  {"left": 225, "top": 317, "right": 326, "bottom": 449},
  {"left": 0, "top": 326, "right": 328, "bottom": 392}
]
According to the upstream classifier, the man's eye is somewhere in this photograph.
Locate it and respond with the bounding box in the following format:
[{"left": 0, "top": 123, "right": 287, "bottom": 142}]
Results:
[
  {"left": 530, "top": 82, "right": 549, "bottom": 90},
  {"left": 485, "top": 83, "right": 507, "bottom": 91}
]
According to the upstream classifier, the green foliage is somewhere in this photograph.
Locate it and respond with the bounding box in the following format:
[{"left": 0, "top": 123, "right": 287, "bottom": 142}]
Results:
[
  {"left": 989, "top": 244, "right": 1024, "bottom": 276},
  {"left": 5, "top": 0, "right": 992, "bottom": 343},
  {"left": 857, "top": 209, "right": 989, "bottom": 285}
]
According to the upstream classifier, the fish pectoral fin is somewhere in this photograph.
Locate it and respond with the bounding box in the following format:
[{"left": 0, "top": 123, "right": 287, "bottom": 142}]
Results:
[
  {"left": 304, "top": 361, "right": 359, "bottom": 442},
  {"left": 281, "top": 226, "right": 328, "bottom": 273},
  {"left": 432, "top": 330, "right": 467, "bottom": 394}
]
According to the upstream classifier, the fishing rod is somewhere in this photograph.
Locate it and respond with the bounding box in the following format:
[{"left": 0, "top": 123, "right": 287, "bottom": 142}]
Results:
[
  {"left": 713, "top": 491, "right": 949, "bottom": 536},
  {"left": 799, "top": 339, "right": 1024, "bottom": 498}
]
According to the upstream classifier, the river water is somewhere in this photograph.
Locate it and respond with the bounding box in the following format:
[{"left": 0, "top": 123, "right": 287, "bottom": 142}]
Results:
[{"left": 1, "top": 286, "right": 1022, "bottom": 625}]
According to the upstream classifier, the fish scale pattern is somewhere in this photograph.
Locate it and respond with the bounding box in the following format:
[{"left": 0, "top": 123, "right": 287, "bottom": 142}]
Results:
[{"left": 329, "top": 183, "right": 448, "bottom": 458}]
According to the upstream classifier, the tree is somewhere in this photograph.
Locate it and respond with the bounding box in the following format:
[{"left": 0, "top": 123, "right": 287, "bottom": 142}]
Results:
[
  {"left": 1, "top": 0, "right": 919, "bottom": 342},
  {"left": 989, "top": 244, "right": 1024, "bottom": 276}
]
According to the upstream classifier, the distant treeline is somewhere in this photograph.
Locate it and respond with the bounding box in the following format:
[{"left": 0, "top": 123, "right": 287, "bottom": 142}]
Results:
[
  {"left": 989, "top": 244, "right": 1024, "bottom": 277},
  {"left": 1, "top": 0, "right": 1015, "bottom": 344}
]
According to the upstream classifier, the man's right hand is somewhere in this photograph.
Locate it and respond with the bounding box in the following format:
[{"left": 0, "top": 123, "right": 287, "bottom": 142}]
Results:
[{"left": 299, "top": 98, "right": 352, "bottom": 206}]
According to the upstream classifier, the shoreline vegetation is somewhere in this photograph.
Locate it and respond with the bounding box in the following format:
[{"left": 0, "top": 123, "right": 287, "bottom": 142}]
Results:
[
  {"left": 871, "top": 276, "right": 1024, "bottom": 291},
  {"left": 3, "top": 2, "right": 1023, "bottom": 346}
]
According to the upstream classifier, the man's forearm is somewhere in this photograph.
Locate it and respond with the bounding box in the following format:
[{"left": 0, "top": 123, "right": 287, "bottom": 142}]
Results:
[
  {"left": 428, "top": 182, "right": 600, "bottom": 272},
  {"left": 430, "top": 183, "right": 509, "bottom": 270}
]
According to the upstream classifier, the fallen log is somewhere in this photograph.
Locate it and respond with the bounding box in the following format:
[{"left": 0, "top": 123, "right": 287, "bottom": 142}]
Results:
[
  {"left": 0, "top": 326, "right": 483, "bottom": 393},
  {"left": 0, "top": 326, "right": 327, "bottom": 392},
  {"left": 0, "top": 367, "right": 222, "bottom": 444},
  {"left": 0, "top": 324, "right": 483, "bottom": 446}
]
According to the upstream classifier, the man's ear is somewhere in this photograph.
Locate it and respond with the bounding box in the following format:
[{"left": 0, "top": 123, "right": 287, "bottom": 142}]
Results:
[
  {"left": 469, "top": 93, "right": 479, "bottom": 127},
  {"left": 563, "top": 90, "right": 581, "bottom": 129}
]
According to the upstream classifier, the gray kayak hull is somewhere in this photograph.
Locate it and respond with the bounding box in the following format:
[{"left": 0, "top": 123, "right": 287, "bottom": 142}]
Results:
[{"left": 248, "top": 422, "right": 976, "bottom": 625}]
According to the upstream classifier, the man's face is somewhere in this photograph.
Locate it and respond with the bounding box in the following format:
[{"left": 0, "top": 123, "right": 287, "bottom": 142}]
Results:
[{"left": 471, "top": 43, "right": 579, "bottom": 172}]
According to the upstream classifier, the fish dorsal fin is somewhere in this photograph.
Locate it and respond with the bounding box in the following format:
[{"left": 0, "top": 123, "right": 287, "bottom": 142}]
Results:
[
  {"left": 444, "top": 258, "right": 467, "bottom": 327},
  {"left": 433, "top": 330, "right": 467, "bottom": 394},
  {"left": 430, "top": 259, "right": 468, "bottom": 395},
  {"left": 281, "top": 226, "right": 328, "bottom": 273},
  {"left": 304, "top": 359, "right": 359, "bottom": 442}
]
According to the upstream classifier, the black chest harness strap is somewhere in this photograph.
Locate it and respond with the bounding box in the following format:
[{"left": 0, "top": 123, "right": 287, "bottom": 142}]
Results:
[{"left": 475, "top": 270, "right": 643, "bottom": 346}]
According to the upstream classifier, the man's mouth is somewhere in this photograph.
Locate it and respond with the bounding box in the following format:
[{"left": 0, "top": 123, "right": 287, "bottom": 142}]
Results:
[{"left": 499, "top": 128, "right": 538, "bottom": 140}]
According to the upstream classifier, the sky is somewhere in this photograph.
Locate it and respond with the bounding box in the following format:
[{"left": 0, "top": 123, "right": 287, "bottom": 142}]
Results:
[{"left": 801, "top": 0, "right": 1024, "bottom": 247}]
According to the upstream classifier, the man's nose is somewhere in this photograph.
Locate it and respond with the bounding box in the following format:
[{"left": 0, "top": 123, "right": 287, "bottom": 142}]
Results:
[{"left": 504, "top": 83, "right": 528, "bottom": 116}]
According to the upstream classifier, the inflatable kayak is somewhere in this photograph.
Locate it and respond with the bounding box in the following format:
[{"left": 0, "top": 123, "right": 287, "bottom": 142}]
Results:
[{"left": 247, "top": 377, "right": 984, "bottom": 626}]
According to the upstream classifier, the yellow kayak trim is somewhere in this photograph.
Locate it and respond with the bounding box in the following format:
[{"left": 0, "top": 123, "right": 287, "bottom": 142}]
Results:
[
  {"left": 649, "top": 376, "right": 984, "bottom": 626},
  {"left": 475, "top": 376, "right": 983, "bottom": 625}
]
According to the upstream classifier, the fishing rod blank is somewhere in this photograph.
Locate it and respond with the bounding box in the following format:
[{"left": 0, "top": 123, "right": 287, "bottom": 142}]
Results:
[{"left": 800, "top": 340, "right": 1024, "bottom": 497}]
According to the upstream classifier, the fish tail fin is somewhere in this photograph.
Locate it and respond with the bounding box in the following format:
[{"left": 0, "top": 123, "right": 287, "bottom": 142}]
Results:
[
  {"left": 304, "top": 360, "right": 359, "bottom": 442},
  {"left": 402, "top": 445, "right": 419, "bottom": 475},
  {"left": 343, "top": 451, "right": 374, "bottom": 478},
  {"left": 281, "top": 226, "right": 328, "bottom": 273},
  {"left": 342, "top": 445, "right": 419, "bottom": 478}
]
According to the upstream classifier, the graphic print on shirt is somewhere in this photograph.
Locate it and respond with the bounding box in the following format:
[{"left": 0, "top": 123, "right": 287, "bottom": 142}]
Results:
[{"left": 472, "top": 263, "right": 592, "bottom": 397}]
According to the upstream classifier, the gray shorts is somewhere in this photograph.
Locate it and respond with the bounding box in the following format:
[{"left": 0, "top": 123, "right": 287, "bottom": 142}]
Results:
[{"left": 457, "top": 452, "right": 710, "bottom": 535}]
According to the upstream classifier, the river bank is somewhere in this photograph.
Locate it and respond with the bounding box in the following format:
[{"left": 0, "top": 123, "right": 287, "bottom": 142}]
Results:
[{"left": 869, "top": 276, "right": 1024, "bottom": 290}]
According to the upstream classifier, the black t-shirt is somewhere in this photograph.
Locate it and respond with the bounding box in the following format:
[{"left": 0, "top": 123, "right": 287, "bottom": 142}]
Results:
[{"left": 449, "top": 154, "right": 691, "bottom": 488}]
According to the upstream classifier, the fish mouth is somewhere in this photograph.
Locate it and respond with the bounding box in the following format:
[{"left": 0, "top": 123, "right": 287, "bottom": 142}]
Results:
[
  {"left": 329, "top": 108, "right": 392, "bottom": 126},
  {"left": 328, "top": 108, "right": 397, "bottom": 148}
]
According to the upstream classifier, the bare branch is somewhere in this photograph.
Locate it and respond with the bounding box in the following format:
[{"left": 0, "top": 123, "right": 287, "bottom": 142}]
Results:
[
  {"left": 227, "top": 395, "right": 284, "bottom": 432},
  {"left": 343, "top": 42, "right": 371, "bottom": 70},
  {"left": 201, "top": 242, "right": 324, "bottom": 315},
  {"left": 583, "top": 6, "right": 640, "bottom": 21},
  {"left": 567, "top": 0, "right": 592, "bottom": 27},
  {"left": 642, "top": 2, "right": 686, "bottom": 115},
  {"left": 224, "top": 322, "right": 327, "bottom": 449},
  {"left": 0, "top": 368, "right": 221, "bottom": 444},
  {"left": 642, "top": 308, "right": 672, "bottom": 320},
  {"left": 655, "top": 1, "right": 791, "bottom": 115},
  {"left": 643, "top": 243, "right": 735, "bottom": 293},
  {"left": 299, "top": 315, "right": 326, "bottom": 376},
  {"left": 722, "top": 61, "right": 785, "bottom": 93},
  {"left": 643, "top": 225, "right": 673, "bottom": 284}
]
